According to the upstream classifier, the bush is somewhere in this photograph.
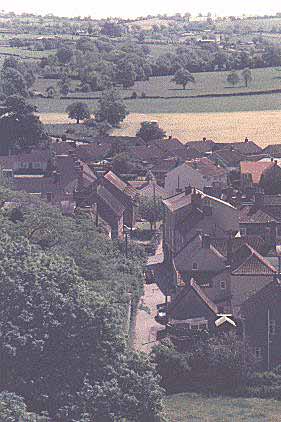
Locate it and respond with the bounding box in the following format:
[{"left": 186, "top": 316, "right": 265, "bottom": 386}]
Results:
[
  {"left": 141, "top": 92, "right": 146, "bottom": 98},
  {"left": 131, "top": 91, "right": 138, "bottom": 99}
]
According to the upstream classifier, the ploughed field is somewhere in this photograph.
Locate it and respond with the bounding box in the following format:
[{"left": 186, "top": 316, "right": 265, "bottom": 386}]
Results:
[
  {"left": 40, "top": 110, "right": 281, "bottom": 148},
  {"left": 164, "top": 392, "right": 281, "bottom": 421}
]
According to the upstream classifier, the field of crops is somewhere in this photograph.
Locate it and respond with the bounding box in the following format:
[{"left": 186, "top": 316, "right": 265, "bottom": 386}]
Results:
[
  {"left": 164, "top": 392, "right": 281, "bottom": 421},
  {"left": 0, "top": 46, "right": 54, "bottom": 59}
]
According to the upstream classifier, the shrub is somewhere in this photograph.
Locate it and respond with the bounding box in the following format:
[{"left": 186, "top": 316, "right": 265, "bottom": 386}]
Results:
[{"left": 131, "top": 91, "right": 138, "bottom": 99}]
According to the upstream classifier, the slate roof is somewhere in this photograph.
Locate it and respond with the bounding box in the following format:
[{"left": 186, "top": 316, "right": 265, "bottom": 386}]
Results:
[
  {"left": 151, "top": 157, "right": 180, "bottom": 173},
  {"left": 212, "top": 149, "right": 245, "bottom": 167},
  {"left": 74, "top": 144, "right": 112, "bottom": 162},
  {"left": 223, "top": 141, "right": 263, "bottom": 156},
  {"left": 185, "top": 139, "right": 215, "bottom": 154},
  {"left": 55, "top": 156, "right": 97, "bottom": 189},
  {"left": 169, "top": 278, "right": 219, "bottom": 317},
  {"left": 263, "top": 144, "right": 281, "bottom": 157},
  {"left": 241, "top": 278, "right": 281, "bottom": 315},
  {"left": 0, "top": 149, "right": 50, "bottom": 169},
  {"left": 186, "top": 157, "right": 227, "bottom": 177},
  {"left": 231, "top": 244, "right": 277, "bottom": 275},
  {"left": 97, "top": 184, "right": 125, "bottom": 216},
  {"left": 240, "top": 161, "right": 275, "bottom": 184}
]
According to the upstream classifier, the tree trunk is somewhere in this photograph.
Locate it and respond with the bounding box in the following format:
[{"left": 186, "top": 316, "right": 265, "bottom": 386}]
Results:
[
  {"left": 76, "top": 118, "right": 80, "bottom": 124},
  {"left": 183, "top": 84, "right": 186, "bottom": 89}
]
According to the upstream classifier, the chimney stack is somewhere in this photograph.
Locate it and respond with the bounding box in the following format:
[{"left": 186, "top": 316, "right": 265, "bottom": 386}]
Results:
[
  {"left": 202, "top": 234, "right": 211, "bottom": 249},
  {"left": 191, "top": 188, "right": 202, "bottom": 208},
  {"left": 185, "top": 185, "right": 192, "bottom": 196},
  {"left": 245, "top": 137, "right": 249, "bottom": 143}
]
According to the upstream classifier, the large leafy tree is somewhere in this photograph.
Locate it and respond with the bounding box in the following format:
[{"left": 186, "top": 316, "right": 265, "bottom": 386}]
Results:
[
  {"left": 66, "top": 102, "right": 91, "bottom": 124},
  {"left": 95, "top": 88, "right": 128, "bottom": 126},
  {"left": 136, "top": 121, "right": 166, "bottom": 143},
  {"left": 0, "top": 95, "right": 46, "bottom": 154},
  {"left": 171, "top": 68, "right": 195, "bottom": 89},
  {"left": 0, "top": 226, "right": 163, "bottom": 420},
  {"left": 138, "top": 195, "right": 164, "bottom": 231}
]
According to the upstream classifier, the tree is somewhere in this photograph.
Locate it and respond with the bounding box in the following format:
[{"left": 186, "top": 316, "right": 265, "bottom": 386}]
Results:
[
  {"left": 171, "top": 68, "right": 195, "bottom": 89},
  {"left": 66, "top": 102, "right": 90, "bottom": 124},
  {"left": 95, "top": 89, "right": 128, "bottom": 127},
  {"left": 136, "top": 121, "right": 166, "bottom": 143},
  {"left": 241, "top": 68, "right": 253, "bottom": 87},
  {"left": 138, "top": 195, "right": 163, "bottom": 230},
  {"left": 1, "top": 67, "right": 28, "bottom": 97},
  {"left": 0, "top": 391, "right": 40, "bottom": 421},
  {"left": 112, "top": 152, "right": 131, "bottom": 174},
  {"left": 56, "top": 47, "right": 73, "bottom": 64},
  {"left": 46, "top": 85, "right": 56, "bottom": 98},
  {"left": 226, "top": 71, "right": 240, "bottom": 87},
  {"left": 116, "top": 59, "right": 136, "bottom": 88},
  {"left": 0, "top": 95, "right": 46, "bottom": 154},
  {"left": 260, "top": 162, "right": 281, "bottom": 194},
  {"left": 60, "top": 82, "right": 70, "bottom": 96}
]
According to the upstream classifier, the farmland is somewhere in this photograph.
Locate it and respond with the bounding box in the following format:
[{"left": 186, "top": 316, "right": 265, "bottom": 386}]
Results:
[
  {"left": 31, "top": 66, "right": 281, "bottom": 115},
  {"left": 164, "top": 392, "right": 281, "bottom": 421},
  {"left": 39, "top": 109, "right": 281, "bottom": 148}
]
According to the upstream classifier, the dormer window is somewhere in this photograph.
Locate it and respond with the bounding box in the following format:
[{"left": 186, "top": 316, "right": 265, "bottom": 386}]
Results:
[{"left": 192, "top": 262, "right": 198, "bottom": 270}]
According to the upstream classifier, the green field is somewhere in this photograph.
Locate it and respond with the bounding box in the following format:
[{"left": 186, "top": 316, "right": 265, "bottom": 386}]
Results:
[
  {"left": 165, "top": 393, "right": 281, "bottom": 421},
  {"left": 0, "top": 46, "right": 54, "bottom": 59},
  {"left": 31, "top": 66, "right": 281, "bottom": 114}
]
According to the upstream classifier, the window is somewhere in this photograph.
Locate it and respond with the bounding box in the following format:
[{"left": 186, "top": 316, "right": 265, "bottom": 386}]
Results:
[
  {"left": 240, "top": 227, "right": 247, "bottom": 236},
  {"left": 255, "top": 347, "right": 262, "bottom": 360},
  {"left": 192, "top": 262, "right": 198, "bottom": 270},
  {"left": 33, "top": 162, "right": 42, "bottom": 169},
  {"left": 189, "top": 321, "right": 208, "bottom": 331},
  {"left": 269, "top": 320, "right": 276, "bottom": 336},
  {"left": 20, "top": 162, "right": 29, "bottom": 169},
  {"left": 220, "top": 280, "right": 226, "bottom": 290}
]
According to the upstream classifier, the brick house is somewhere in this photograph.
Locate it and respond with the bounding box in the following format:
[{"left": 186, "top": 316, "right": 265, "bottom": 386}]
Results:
[
  {"left": 164, "top": 157, "right": 228, "bottom": 196},
  {"left": 241, "top": 279, "right": 281, "bottom": 370},
  {"left": 240, "top": 161, "right": 276, "bottom": 193},
  {"left": 80, "top": 171, "right": 139, "bottom": 239},
  {"left": 239, "top": 193, "right": 281, "bottom": 246}
]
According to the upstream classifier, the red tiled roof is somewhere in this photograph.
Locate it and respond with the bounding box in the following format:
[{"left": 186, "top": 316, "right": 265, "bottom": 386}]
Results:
[
  {"left": 139, "top": 181, "right": 169, "bottom": 199},
  {"left": 239, "top": 206, "right": 278, "bottom": 224},
  {"left": 232, "top": 244, "right": 277, "bottom": 275},
  {"left": 103, "top": 171, "right": 138, "bottom": 200},
  {"left": 212, "top": 236, "right": 265, "bottom": 257},
  {"left": 240, "top": 161, "right": 275, "bottom": 184}
]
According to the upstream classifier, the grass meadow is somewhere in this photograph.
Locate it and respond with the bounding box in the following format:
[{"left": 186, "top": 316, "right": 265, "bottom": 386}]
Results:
[{"left": 164, "top": 392, "right": 281, "bottom": 421}]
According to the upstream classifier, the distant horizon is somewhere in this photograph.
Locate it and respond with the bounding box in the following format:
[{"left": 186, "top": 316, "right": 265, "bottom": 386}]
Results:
[{"left": 2, "top": 1, "right": 281, "bottom": 20}]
